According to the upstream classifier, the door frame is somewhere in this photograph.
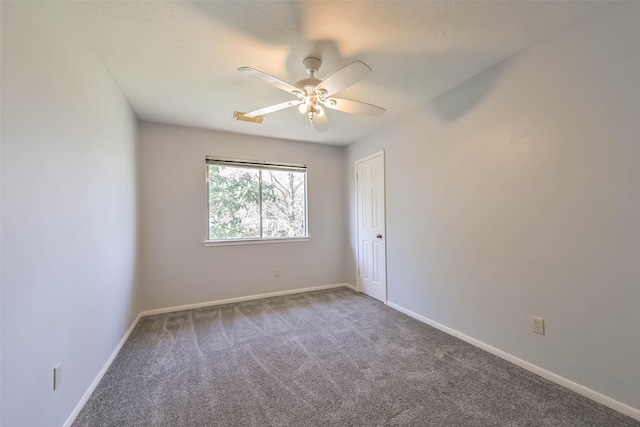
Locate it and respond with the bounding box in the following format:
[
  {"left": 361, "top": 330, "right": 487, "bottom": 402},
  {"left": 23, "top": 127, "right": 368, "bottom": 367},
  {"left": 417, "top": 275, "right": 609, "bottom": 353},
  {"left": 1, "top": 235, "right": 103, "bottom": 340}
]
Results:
[{"left": 354, "top": 150, "right": 388, "bottom": 303}]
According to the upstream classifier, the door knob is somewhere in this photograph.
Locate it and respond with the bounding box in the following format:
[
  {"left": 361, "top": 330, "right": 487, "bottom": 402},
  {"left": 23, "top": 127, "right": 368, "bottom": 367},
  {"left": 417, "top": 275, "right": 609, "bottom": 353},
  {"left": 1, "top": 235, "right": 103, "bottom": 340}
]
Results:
[{"left": 376, "top": 234, "right": 383, "bottom": 239}]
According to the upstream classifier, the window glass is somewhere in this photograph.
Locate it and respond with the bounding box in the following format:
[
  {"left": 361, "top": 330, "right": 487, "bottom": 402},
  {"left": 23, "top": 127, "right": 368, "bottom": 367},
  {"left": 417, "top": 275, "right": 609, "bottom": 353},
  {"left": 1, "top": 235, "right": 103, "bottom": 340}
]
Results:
[
  {"left": 208, "top": 165, "right": 260, "bottom": 240},
  {"left": 262, "top": 170, "right": 306, "bottom": 238},
  {"left": 207, "top": 162, "right": 307, "bottom": 241}
]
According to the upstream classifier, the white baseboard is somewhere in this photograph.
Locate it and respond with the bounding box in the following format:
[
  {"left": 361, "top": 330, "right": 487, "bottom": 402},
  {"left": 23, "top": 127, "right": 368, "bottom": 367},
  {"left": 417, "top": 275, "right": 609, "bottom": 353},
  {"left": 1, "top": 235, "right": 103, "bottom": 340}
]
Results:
[
  {"left": 140, "top": 283, "right": 354, "bottom": 317},
  {"left": 342, "top": 283, "right": 358, "bottom": 292},
  {"left": 63, "top": 312, "right": 142, "bottom": 427},
  {"left": 386, "top": 301, "right": 640, "bottom": 422}
]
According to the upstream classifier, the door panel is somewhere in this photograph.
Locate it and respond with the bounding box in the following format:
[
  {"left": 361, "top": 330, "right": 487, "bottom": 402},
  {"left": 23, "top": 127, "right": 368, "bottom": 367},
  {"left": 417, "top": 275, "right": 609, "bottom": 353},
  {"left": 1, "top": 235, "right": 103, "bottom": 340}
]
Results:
[{"left": 356, "top": 153, "right": 386, "bottom": 302}]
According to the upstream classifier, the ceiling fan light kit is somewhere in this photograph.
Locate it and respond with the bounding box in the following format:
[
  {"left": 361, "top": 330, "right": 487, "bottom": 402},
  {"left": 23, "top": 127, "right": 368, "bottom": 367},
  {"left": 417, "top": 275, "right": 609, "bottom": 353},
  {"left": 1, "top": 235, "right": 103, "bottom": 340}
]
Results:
[{"left": 238, "top": 57, "right": 386, "bottom": 133}]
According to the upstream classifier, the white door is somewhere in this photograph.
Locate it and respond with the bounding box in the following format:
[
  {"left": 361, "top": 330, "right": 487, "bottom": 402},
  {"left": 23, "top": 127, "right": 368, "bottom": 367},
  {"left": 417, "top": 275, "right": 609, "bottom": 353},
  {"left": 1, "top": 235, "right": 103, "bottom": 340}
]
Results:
[{"left": 356, "top": 151, "right": 387, "bottom": 302}]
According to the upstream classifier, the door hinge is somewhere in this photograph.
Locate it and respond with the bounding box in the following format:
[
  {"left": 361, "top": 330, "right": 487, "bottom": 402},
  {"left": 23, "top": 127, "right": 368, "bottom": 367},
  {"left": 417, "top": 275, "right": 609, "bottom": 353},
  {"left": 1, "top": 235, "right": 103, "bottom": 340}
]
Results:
[{"left": 356, "top": 174, "right": 358, "bottom": 182}]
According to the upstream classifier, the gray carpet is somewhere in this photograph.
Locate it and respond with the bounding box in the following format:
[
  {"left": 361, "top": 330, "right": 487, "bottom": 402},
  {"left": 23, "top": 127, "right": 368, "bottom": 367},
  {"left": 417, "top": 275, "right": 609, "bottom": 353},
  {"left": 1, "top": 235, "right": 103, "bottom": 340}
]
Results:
[{"left": 74, "top": 288, "right": 638, "bottom": 426}]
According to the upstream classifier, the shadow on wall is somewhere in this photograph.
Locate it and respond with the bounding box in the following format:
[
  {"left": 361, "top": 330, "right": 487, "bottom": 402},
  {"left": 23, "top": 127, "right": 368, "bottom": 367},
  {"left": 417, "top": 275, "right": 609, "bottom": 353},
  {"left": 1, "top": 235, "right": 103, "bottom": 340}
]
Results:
[{"left": 429, "top": 59, "right": 509, "bottom": 122}]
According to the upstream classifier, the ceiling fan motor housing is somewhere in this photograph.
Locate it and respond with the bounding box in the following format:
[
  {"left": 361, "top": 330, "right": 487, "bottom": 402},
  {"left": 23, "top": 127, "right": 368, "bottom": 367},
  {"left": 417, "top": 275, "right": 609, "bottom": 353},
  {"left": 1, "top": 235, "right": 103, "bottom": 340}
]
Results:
[{"left": 295, "top": 78, "right": 322, "bottom": 95}]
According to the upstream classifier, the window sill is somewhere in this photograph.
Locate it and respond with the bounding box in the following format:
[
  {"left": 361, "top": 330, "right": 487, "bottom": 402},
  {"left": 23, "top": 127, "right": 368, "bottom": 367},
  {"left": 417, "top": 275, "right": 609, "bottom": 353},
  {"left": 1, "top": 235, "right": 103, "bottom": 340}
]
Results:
[{"left": 202, "top": 237, "right": 310, "bottom": 247}]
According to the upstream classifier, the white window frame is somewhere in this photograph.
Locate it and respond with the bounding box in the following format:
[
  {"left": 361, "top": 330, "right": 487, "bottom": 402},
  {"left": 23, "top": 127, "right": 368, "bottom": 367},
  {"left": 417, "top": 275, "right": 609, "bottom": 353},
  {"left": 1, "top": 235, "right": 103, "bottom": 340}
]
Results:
[{"left": 203, "top": 157, "right": 310, "bottom": 247}]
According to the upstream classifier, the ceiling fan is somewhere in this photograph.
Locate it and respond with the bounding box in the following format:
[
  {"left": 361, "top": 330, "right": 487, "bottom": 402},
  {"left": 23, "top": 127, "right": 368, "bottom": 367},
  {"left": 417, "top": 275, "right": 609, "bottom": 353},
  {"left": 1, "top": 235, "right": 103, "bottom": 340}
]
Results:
[{"left": 238, "top": 57, "right": 385, "bottom": 132}]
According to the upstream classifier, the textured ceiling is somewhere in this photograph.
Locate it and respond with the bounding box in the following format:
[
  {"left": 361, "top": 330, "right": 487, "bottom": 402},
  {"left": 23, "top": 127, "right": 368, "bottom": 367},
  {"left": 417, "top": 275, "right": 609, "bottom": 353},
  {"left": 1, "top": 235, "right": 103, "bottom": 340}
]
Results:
[{"left": 69, "top": 1, "right": 604, "bottom": 145}]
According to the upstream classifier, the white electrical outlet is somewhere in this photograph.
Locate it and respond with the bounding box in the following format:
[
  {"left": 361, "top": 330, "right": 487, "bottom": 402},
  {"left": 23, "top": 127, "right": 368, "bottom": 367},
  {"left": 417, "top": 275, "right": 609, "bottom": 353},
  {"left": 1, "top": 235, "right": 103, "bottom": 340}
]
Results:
[
  {"left": 532, "top": 317, "right": 545, "bottom": 335},
  {"left": 53, "top": 363, "right": 62, "bottom": 390},
  {"left": 274, "top": 268, "right": 280, "bottom": 277}
]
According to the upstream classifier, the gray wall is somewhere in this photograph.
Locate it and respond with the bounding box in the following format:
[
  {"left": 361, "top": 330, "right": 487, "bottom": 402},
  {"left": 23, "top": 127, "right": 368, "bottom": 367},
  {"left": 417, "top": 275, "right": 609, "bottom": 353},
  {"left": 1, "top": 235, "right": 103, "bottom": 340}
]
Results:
[
  {"left": 138, "top": 122, "right": 346, "bottom": 311},
  {"left": 2, "top": 1, "right": 639, "bottom": 424},
  {"left": 1, "top": 3, "right": 141, "bottom": 425},
  {"left": 346, "top": 2, "right": 640, "bottom": 411}
]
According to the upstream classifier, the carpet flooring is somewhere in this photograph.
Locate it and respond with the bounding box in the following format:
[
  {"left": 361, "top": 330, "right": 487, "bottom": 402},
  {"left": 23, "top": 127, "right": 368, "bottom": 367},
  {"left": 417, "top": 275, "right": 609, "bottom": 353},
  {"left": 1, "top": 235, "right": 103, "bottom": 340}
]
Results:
[{"left": 74, "top": 288, "right": 638, "bottom": 426}]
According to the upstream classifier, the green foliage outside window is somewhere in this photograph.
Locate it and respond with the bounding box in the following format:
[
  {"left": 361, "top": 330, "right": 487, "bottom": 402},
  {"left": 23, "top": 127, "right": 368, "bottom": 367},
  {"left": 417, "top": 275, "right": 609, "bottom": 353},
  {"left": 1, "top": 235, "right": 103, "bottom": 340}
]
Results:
[{"left": 208, "top": 165, "right": 306, "bottom": 240}]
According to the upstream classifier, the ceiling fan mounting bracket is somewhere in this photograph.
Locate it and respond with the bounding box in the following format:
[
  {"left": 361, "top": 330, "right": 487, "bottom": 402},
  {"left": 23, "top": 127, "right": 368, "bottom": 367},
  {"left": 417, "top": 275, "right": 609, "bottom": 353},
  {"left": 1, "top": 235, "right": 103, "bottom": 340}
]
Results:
[{"left": 303, "top": 57, "right": 322, "bottom": 75}]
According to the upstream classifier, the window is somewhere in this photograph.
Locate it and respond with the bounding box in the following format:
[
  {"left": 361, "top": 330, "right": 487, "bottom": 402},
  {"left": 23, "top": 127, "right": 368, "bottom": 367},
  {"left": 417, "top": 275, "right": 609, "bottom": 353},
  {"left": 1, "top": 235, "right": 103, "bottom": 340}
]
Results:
[{"left": 205, "top": 158, "right": 308, "bottom": 243}]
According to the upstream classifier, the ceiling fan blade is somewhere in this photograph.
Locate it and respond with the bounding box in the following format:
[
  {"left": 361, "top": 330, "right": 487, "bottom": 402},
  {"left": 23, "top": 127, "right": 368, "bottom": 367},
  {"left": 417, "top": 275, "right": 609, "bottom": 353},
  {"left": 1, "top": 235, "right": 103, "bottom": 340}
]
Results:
[
  {"left": 238, "top": 67, "right": 302, "bottom": 96},
  {"left": 322, "top": 98, "right": 386, "bottom": 117},
  {"left": 244, "top": 100, "right": 302, "bottom": 117},
  {"left": 309, "top": 111, "right": 328, "bottom": 133},
  {"left": 316, "top": 60, "right": 372, "bottom": 97}
]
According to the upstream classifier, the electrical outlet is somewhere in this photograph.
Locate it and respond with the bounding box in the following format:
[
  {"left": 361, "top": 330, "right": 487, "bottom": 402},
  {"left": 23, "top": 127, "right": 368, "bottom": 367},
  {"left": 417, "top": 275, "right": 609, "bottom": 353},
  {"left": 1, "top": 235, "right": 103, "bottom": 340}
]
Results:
[
  {"left": 532, "top": 317, "right": 545, "bottom": 335},
  {"left": 274, "top": 268, "right": 280, "bottom": 277},
  {"left": 53, "top": 363, "right": 62, "bottom": 390}
]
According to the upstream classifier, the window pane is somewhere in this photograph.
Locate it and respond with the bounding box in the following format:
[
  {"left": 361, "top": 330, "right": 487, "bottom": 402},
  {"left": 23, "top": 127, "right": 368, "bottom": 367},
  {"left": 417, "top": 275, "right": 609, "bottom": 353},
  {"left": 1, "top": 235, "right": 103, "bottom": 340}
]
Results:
[
  {"left": 262, "top": 170, "right": 306, "bottom": 238},
  {"left": 208, "top": 165, "right": 260, "bottom": 240}
]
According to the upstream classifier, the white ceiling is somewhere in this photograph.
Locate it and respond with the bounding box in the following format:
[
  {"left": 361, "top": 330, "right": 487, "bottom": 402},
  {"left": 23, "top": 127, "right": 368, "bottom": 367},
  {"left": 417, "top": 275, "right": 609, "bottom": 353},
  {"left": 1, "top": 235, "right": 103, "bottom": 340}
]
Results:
[{"left": 69, "top": 1, "right": 605, "bottom": 145}]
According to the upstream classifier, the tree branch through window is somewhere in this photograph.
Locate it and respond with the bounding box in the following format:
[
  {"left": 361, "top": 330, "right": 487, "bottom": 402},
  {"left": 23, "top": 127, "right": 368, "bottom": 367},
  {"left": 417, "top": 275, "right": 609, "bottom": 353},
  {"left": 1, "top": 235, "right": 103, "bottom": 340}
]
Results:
[{"left": 206, "top": 160, "right": 307, "bottom": 241}]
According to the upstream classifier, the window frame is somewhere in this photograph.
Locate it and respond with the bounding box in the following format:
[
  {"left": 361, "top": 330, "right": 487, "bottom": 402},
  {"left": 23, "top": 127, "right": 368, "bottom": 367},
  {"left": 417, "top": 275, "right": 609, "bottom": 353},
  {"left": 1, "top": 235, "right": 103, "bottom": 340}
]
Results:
[{"left": 203, "top": 157, "right": 310, "bottom": 246}]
